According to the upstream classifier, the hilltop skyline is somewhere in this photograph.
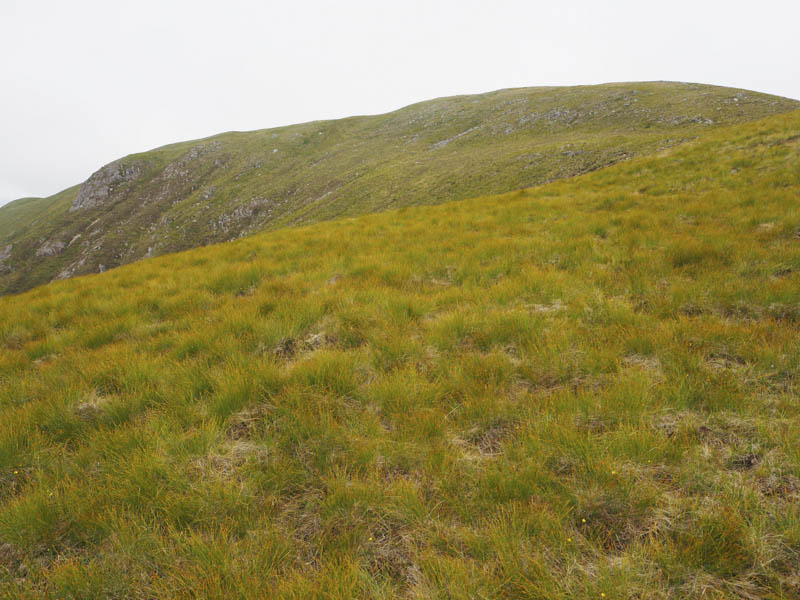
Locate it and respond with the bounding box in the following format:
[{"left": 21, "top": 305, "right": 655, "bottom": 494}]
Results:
[{"left": 2, "top": 0, "right": 799, "bottom": 205}]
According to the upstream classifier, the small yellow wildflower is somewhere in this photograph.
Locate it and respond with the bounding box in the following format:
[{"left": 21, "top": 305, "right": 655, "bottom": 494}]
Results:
[
  {"left": 567, "top": 537, "right": 572, "bottom": 542},
  {"left": 581, "top": 518, "right": 586, "bottom": 523},
  {"left": 611, "top": 470, "right": 616, "bottom": 475},
  {"left": 601, "top": 594, "right": 606, "bottom": 598},
  {"left": 13, "top": 470, "right": 18, "bottom": 474}
]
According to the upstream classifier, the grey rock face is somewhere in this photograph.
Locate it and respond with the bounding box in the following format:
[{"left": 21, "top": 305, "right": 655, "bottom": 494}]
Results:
[
  {"left": 432, "top": 126, "right": 480, "bottom": 150},
  {"left": 0, "top": 244, "right": 11, "bottom": 272},
  {"left": 55, "top": 255, "right": 87, "bottom": 280},
  {"left": 163, "top": 142, "right": 222, "bottom": 180},
  {"left": 70, "top": 160, "right": 145, "bottom": 212},
  {"left": 35, "top": 239, "right": 66, "bottom": 257}
]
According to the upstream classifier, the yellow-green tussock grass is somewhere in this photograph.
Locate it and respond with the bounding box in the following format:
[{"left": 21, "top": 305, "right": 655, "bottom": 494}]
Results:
[{"left": 1, "top": 111, "right": 799, "bottom": 598}]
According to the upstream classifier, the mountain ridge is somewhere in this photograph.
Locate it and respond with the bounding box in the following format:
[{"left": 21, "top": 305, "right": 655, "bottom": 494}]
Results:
[{"left": 1, "top": 81, "right": 797, "bottom": 295}]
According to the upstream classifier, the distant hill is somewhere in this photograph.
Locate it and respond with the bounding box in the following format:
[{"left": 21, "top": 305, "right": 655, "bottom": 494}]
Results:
[{"left": 0, "top": 81, "right": 797, "bottom": 295}]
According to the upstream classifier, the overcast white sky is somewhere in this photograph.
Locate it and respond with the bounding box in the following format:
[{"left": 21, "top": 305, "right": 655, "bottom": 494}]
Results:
[{"left": 1, "top": 0, "right": 798, "bottom": 206}]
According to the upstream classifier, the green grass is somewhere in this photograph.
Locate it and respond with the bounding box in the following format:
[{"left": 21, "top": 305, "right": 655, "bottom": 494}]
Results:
[
  {"left": 0, "top": 110, "right": 799, "bottom": 598},
  {"left": 1, "top": 81, "right": 797, "bottom": 296}
]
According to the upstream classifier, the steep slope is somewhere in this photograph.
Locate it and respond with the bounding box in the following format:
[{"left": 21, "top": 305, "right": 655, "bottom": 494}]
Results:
[
  {"left": 1, "top": 111, "right": 799, "bottom": 598},
  {"left": 1, "top": 81, "right": 797, "bottom": 295}
]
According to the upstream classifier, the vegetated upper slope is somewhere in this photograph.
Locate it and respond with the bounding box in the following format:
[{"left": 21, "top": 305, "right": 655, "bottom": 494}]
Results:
[
  {"left": 0, "top": 82, "right": 797, "bottom": 296},
  {"left": 1, "top": 110, "right": 799, "bottom": 598}
]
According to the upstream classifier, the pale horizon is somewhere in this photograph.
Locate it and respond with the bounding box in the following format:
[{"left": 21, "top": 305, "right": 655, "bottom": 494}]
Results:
[{"left": 2, "top": 0, "right": 798, "bottom": 206}]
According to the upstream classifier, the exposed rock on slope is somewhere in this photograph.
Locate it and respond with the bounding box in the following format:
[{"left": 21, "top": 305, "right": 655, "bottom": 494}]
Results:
[
  {"left": 0, "top": 244, "right": 11, "bottom": 273},
  {"left": 70, "top": 160, "right": 148, "bottom": 212},
  {"left": 35, "top": 239, "right": 65, "bottom": 257}
]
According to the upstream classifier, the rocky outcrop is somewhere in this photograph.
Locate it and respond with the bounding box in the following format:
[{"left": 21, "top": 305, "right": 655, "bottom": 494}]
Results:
[
  {"left": 162, "top": 142, "right": 223, "bottom": 180},
  {"left": 35, "top": 239, "right": 65, "bottom": 257},
  {"left": 55, "top": 255, "right": 88, "bottom": 280},
  {"left": 70, "top": 160, "right": 146, "bottom": 212},
  {"left": 0, "top": 244, "right": 11, "bottom": 272},
  {"left": 432, "top": 126, "right": 480, "bottom": 149}
]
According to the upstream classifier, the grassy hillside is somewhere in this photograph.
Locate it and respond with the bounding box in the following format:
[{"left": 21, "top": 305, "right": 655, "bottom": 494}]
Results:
[
  {"left": 0, "top": 82, "right": 797, "bottom": 296},
  {"left": 1, "top": 109, "right": 799, "bottom": 598}
]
